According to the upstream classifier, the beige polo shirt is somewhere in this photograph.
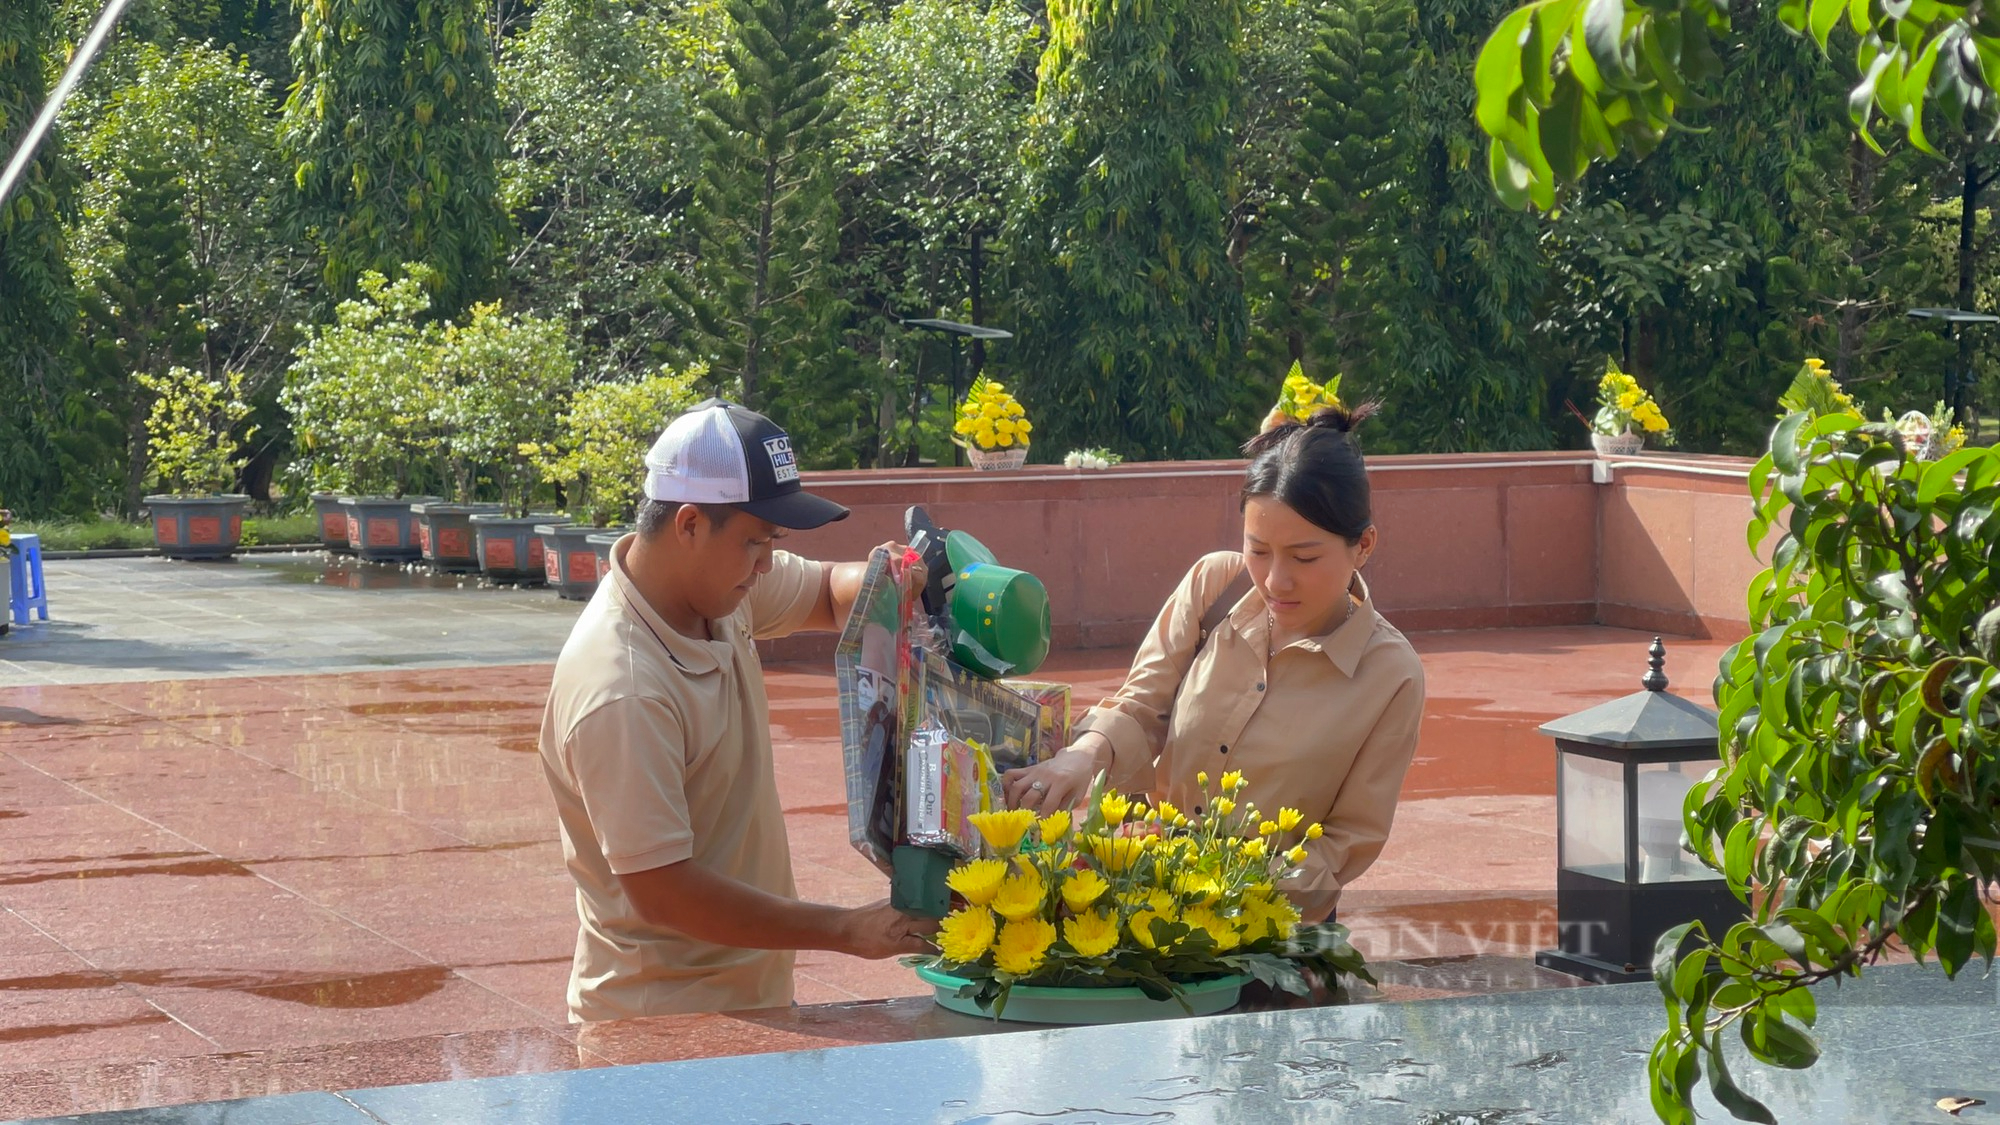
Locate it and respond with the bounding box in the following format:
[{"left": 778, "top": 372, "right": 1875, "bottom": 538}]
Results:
[
  {"left": 1074, "top": 551, "right": 1426, "bottom": 921},
  {"left": 539, "top": 534, "right": 824, "bottom": 1021}
]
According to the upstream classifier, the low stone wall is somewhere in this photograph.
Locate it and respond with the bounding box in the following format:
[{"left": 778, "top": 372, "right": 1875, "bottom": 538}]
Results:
[{"left": 760, "top": 450, "right": 1760, "bottom": 661}]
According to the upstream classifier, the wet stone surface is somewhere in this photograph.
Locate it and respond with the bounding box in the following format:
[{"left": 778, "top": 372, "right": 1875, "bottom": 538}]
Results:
[
  {"left": 14, "top": 963, "right": 1997, "bottom": 1124},
  {"left": 1, "top": 555, "right": 583, "bottom": 685}
]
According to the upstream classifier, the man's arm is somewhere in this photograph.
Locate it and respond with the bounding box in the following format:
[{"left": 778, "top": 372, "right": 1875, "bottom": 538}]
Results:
[
  {"left": 617, "top": 860, "right": 934, "bottom": 959},
  {"left": 794, "top": 543, "right": 914, "bottom": 634}
]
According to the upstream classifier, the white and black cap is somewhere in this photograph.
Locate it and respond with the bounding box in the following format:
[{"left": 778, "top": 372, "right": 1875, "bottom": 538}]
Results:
[{"left": 642, "top": 399, "right": 850, "bottom": 530}]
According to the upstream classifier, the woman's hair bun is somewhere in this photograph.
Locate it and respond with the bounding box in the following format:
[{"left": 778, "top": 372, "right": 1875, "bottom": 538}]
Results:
[{"left": 1242, "top": 401, "right": 1378, "bottom": 455}]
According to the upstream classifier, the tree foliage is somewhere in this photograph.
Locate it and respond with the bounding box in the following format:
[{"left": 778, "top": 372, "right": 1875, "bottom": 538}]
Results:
[
  {"left": 281, "top": 0, "right": 510, "bottom": 314},
  {"left": 669, "top": 0, "right": 845, "bottom": 421},
  {"left": 1005, "top": 0, "right": 1251, "bottom": 460},
  {"left": 0, "top": 0, "right": 82, "bottom": 518},
  {"left": 1650, "top": 403, "right": 2000, "bottom": 1123}
]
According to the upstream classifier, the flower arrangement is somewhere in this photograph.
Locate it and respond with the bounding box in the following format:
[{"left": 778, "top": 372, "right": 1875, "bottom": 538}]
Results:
[
  {"left": 1778, "top": 357, "right": 1965, "bottom": 461},
  {"left": 0, "top": 508, "right": 12, "bottom": 560},
  {"left": 953, "top": 377, "right": 1032, "bottom": 451},
  {"left": 1264, "top": 361, "right": 1341, "bottom": 431},
  {"left": 1062, "top": 448, "right": 1122, "bottom": 470},
  {"left": 910, "top": 771, "right": 1373, "bottom": 1016},
  {"left": 1593, "top": 359, "right": 1673, "bottom": 443}
]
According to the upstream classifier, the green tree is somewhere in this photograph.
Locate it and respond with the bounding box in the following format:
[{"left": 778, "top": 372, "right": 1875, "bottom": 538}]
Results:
[
  {"left": 80, "top": 163, "right": 212, "bottom": 516},
  {"left": 1005, "top": 0, "right": 1249, "bottom": 460},
  {"left": 0, "top": 0, "right": 83, "bottom": 517},
  {"left": 280, "top": 0, "right": 510, "bottom": 314},
  {"left": 1246, "top": 0, "right": 1414, "bottom": 379},
  {"left": 499, "top": 0, "right": 705, "bottom": 384},
  {"left": 669, "top": 0, "right": 845, "bottom": 425},
  {"left": 833, "top": 0, "right": 1037, "bottom": 466}
]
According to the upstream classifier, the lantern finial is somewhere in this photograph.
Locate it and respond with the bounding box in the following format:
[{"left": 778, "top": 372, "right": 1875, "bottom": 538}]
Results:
[{"left": 1642, "top": 637, "right": 1668, "bottom": 692}]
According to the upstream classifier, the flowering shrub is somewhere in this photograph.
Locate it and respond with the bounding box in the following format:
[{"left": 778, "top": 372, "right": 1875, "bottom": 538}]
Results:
[
  {"left": 953, "top": 377, "right": 1032, "bottom": 450},
  {"left": 525, "top": 365, "right": 706, "bottom": 527},
  {"left": 910, "top": 771, "right": 1372, "bottom": 1016},
  {"left": 135, "top": 366, "right": 255, "bottom": 496},
  {"left": 1594, "top": 359, "right": 1673, "bottom": 442}
]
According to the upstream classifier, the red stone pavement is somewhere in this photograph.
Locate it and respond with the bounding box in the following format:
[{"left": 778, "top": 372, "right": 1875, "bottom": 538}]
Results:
[{"left": 0, "top": 627, "right": 1733, "bottom": 1118}]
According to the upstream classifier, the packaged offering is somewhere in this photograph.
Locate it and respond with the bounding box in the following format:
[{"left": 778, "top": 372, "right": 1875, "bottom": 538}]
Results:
[{"left": 904, "top": 720, "right": 993, "bottom": 857}]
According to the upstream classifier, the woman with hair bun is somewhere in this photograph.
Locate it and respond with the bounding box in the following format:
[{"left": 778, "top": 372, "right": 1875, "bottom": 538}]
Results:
[{"left": 1000, "top": 403, "right": 1426, "bottom": 922}]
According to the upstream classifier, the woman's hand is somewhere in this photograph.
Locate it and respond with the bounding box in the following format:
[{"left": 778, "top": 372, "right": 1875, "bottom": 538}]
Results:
[{"left": 1001, "top": 735, "right": 1110, "bottom": 815}]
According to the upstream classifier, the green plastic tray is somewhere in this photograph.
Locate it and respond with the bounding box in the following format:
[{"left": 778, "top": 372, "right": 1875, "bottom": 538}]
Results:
[{"left": 915, "top": 963, "right": 1248, "bottom": 1024}]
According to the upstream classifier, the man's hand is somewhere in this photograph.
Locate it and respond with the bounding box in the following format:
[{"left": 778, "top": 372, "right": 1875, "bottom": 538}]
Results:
[{"left": 834, "top": 899, "right": 939, "bottom": 959}]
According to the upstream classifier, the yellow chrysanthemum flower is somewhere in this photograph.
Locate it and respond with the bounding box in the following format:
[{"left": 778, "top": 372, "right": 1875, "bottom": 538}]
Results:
[
  {"left": 969, "top": 809, "right": 1036, "bottom": 853},
  {"left": 946, "top": 857, "right": 1008, "bottom": 906},
  {"left": 1129, "top": 901, "right": 1179, "bottom": 950},
  {"left": 1099, "top": 793, "right": 1131, "bottom": 827},
  {"left": 986, "top": 381, "right": 1007, "bottom": 393},
  {"left": 937, "top": 906, "right": 998, "bottom": 963},
  {"left": 1285, "top": 845, "right": 1309, "bottom": 864},
  {"left": 992, "top": 868, "right": 1047, "bottom": 922},
  {"left": 1181, "top": 904, "right": 1241, "bottom": 952},
  {"left": 1804, "top": 357, "right": 1827, "bottom": 374},
  {"left": 1173, "top": 871, "right": 1222, "bottom": 906},
  {"left": 1196, "top": 771, "right": 1209, "bottom": 787},
  {"left": 1258, "top": 820, "right": 1278, "bottom": 837},
  {"left": 1060, "top": 868, "right": 1109, "bottom": 911},
  {"left": 993, "top": 917, "right": 1057, "bottom": 976},
  {"left": 1038, "top": 809, "right": 1070, "bottom": 843},
  {"left": 1241, "top": 837, "right": 1269, "bottom": 861},
  {"left": 1063, "top": 910, "right": 1120, "bottom": 958},
  {"left": 1276, "top": 808, "right": 1304, "bottom": 833},
  {"left": 1220, "top": 770, "right": 1244, "bottom": 792},
  {"left": 995, "top": 432, "right": 1016, "bottom": 448},
  {"left": 1305, "top": 823, "right": 1324, "bottom": 840},
  {"left": 1155, "top": 800, "right": 1180, "bottom": 823},
  {"left": 1017, "top": 419, "right": 1033, "bottom": 436},
  {"left": 1212, "top": 797, "right": 1236, "bottom": 818}
]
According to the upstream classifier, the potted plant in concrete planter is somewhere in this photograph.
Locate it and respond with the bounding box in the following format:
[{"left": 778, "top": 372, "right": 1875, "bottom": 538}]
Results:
[
  {"left": 1590, "top": 358, "right": 1672, "bottom": 456},
  {"left": 282, "top": 268, "right": 449, "bottom": 564},
  {"left": 138, "top": 365, "right": 255, "bottom": 561},
  {"left": 422, "top": 300, "right": 578, "bottom": 572},
  {"left": 525, "top": 364, "right": 704, "bottom": 599}
]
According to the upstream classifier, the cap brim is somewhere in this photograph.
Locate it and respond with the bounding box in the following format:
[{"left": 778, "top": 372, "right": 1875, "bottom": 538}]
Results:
[{"left": 734, "top": 489, "right": 850, "bottom": 530}]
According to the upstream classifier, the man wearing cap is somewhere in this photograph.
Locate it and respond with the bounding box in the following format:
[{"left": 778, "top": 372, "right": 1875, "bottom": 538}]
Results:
[{"left": 540, "top": 399, "right": 935, "bottom": 1021}]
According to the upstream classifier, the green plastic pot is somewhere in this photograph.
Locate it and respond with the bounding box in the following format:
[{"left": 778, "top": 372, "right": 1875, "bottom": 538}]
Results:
[
  {"left": 949, "top": 561, "right": 1051, "bottom": 678},
  {"left": 915, "top": 964, "right": 1247, "bottom": 1024}
]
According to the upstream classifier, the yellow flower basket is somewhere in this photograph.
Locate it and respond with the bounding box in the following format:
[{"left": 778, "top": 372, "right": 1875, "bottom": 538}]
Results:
[{"left": 953, "top": 378, "right": 1032, "bottom": 469}]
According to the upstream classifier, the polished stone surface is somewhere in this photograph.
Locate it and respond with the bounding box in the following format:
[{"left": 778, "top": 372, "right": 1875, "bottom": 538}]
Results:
[{"left": 14, "top": 963, "right": 1996, "bottom": 1124}]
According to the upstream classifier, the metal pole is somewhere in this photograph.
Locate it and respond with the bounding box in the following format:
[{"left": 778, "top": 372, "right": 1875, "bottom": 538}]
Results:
[
  {"left": 950, "top": 335, "right": 963, "bottom": 467},
  {"left": 0, "top": 0, "right": 137, "bottom": 212}
]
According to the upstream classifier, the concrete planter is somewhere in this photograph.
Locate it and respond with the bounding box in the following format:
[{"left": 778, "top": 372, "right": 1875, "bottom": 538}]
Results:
[
  {"left": 340, "top": 496, "right": 439, "bottom": 563},
  {"left": 539, "top": 524, "right": 618, "bottom": 600},
  {"left": 473, "top": 514, "right": 566, "bottom": 584},
  {"left": 586, "top": 531, "right": 626, "bottom": 587},
  {"left": 311, "top": 492, "right": 352, "bottom": 552},
  {"left": 145, "top": 494, "right": 249, "bottom": 561},
  {"left": 413, "top": 502, "right": 506, "bottom": 572},
  {"left": 0, "top": 561, "right": 10, "bottom": 636}
]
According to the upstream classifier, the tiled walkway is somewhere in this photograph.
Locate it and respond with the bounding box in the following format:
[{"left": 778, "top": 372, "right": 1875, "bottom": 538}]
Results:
[{"left": 0, "top": 557, "right": 1738, "bottom": 1118}]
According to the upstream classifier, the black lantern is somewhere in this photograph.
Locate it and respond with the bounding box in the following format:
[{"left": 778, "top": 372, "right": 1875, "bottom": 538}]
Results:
[{"left": 1533, "top": 638, "right": 1746, "bottom": 983}]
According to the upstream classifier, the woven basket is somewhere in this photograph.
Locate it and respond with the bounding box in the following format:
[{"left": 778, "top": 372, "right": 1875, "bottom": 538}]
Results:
[
  {"left": 1592, "top": 430, "right": 1644, "bottom": 457},
  {"left": 967, "top": 445, "right": 1029, "bottom": 471}
]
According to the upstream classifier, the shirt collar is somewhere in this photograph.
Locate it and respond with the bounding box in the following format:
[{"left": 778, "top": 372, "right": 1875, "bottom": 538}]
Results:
[
  {"left": 1232, "top": 569, "right": 1378, "bottom": 678},
  {"left": 609, "top": 533, "right": 724, "bottom": 674}
]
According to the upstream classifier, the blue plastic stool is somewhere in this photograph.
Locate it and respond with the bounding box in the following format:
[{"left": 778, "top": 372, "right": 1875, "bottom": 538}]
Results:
[{"left": 9, "top": 532, "right": 47, "bottom": 624}]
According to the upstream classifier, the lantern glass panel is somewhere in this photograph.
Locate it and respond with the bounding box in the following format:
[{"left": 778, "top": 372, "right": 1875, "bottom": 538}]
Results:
[
  {"left": 1558, "top": 750, "right": 1626, "bottom": 880},
  {"left": 1635, "top": 760, "right": 1713, "bottom": 883}
]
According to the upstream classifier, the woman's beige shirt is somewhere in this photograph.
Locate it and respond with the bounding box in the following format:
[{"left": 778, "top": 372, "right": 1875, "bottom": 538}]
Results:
[{"left": 1073, "top": 551, "right": 1426, "bottom": 920}]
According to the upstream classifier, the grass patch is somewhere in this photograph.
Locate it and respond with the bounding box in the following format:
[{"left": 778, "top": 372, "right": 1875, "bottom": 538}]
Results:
[{"left": 18, "top": 512, "right": 323, "bottom": 552}]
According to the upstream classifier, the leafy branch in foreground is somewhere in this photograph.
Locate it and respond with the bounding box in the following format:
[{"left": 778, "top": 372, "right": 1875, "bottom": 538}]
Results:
[{"left": 1647, "top": 397, "right": 2000, "bottom": 1123}]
